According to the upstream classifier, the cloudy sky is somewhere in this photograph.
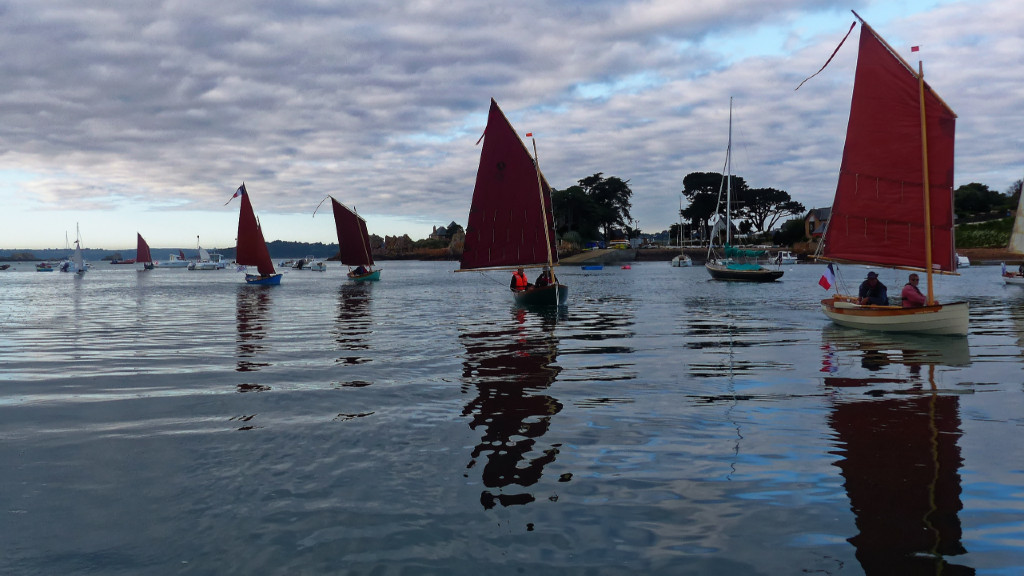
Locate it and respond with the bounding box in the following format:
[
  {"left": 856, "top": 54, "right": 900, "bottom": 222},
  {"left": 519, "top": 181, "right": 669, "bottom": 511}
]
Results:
[{"left": 1, "top": 0, "right": 1020, "bottom": 250}]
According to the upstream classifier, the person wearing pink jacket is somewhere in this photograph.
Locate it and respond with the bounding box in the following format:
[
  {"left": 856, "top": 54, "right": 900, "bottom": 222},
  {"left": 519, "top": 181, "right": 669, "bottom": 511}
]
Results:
[{"left": 901, "top": 273, "right": 927, "bottom": 308}]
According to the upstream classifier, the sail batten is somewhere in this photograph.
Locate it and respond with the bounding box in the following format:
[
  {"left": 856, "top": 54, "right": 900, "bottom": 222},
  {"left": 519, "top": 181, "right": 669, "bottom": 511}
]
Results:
[
  {"left": 459, "top": 99, "right": 558, "bottom": 272},
  {"left": 822, "top": 23, "right": 956, "bottom": 272}
]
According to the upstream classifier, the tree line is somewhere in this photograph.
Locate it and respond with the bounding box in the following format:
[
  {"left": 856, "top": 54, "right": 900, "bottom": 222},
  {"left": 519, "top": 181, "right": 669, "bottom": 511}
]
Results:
[
  {"left": 549, "top": 170, "right": 808, "bottom": 248},
  {"left": 954, "top": 179, "right": 1023, "bottom": 221}
]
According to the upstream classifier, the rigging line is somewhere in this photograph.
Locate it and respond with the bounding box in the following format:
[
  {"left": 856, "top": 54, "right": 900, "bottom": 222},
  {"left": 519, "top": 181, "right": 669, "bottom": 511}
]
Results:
[
  {"left": 795, "top": 21, "right": 857, "bottom": 91},
  {"left": 312, "top": 195, "right": 330, "bottom": 218}
]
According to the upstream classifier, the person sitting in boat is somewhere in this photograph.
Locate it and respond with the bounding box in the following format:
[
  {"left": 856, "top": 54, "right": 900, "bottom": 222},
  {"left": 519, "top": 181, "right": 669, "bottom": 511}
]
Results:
[
  {"left": 857, "top": 271, "right": 889, "bottom": 306},
  {"left": 510, "top": 267, "right": 531, "bottom": 292},
  {"left": 534, "top": 267, "right": 553, "bottom": 288},
  {"left": 353, "top": 265, "right": 368, "bottom": 276},
  {"left": 900, "top": 273, "right": 926, "bottom": 308}
]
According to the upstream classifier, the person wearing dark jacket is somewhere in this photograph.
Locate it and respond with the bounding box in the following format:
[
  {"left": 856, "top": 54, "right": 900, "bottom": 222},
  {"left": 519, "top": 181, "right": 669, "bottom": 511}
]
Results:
[
  {"left": 858, "top": 271, "right": 889, "bottom": 305},
  {"left": 534, "top": 267, "right": 553, "bottom": 288}
]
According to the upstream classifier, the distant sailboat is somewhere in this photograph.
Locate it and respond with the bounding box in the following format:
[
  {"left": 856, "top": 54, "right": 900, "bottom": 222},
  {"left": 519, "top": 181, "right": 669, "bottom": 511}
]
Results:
[
  {"left": 228, "top": 183, "right": 282, "bottom": 286},
  {"left": 1002, "top": 191, "right": 1024, "bottom": 285},
  {"left": 137, "top": 233, "right": 154, "bottom": 271},
  {"left": 457, "top": 99, "right": 568, "bottom": 306},
  {"left": 328, "top": 197, "right": 380, "bottom": 281},
  {"left": 154, "top": 250, "right": 190, "bottom": 268},
  {"left": 671, "top": 198, "right": 692, "bottom": 267},
  {"left": 704, "top": 98, "right": 783, "bottom": 282},
  {"left": 60, "top": 225, "right": 88, "bottom": 275},
  {"left": 188, "top": 236, "right": 226, "bottom": 270},
  {"left": 816, "top": 12, "right": 968, "bottom": 335},
  {"left": 72, "top": 232, "right": 86, "bottom": 275}
]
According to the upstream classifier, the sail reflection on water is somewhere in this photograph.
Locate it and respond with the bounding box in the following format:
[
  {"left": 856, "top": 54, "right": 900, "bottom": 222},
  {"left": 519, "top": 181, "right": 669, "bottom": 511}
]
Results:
[
  {"left": 235, "top": 286, "right": 272, "bottom": 375},
  {"left": 459, "top": 308, "right": 563, "bottom": 509},
  {"left": 822, "top": 328, "right": 974, "bottom": 574},
  {"left": 334, "top": 283, "right": 373, "bottom": 367}
]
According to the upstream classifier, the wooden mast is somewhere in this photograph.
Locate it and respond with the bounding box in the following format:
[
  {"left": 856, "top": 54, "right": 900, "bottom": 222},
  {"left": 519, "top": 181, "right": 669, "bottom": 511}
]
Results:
[
  {"left": 918, "top": 60, "right": 936, "bottom": 305},
  {"left": 532, "top": 137, "right": 558, "bottom": 304}
]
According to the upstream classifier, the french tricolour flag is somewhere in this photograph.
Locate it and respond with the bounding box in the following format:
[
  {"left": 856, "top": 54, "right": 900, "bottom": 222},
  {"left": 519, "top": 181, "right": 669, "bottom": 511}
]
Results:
[
  {"left": 819, "top": 263, "right": 836, "bottom": 290},
  {"left": 225, "top": 183, "right": 247, "bottom": 205}
]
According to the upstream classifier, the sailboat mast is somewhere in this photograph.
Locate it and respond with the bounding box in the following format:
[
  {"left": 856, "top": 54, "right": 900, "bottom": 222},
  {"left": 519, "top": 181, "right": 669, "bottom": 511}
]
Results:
[
  {"left": 726, "top": 98, "right": 733, "bottom": 246},
  {"left": 355, "top": 206, "right": 373, "bottom": 266},
  {"left": 918, "top": 61, "right": 936, "bottom": 304},
  {"left": 531, "top": 137, "right": 559, "bottom": 305},
  {"left": 531, "top": 138, "right": 555, "bottom": 272}
]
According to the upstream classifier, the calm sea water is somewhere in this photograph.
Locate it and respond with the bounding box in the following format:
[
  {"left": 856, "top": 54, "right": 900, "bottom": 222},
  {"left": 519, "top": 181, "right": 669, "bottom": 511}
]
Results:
[{"left": 2, "top": 260, "right": 1023, "bottom": 575}]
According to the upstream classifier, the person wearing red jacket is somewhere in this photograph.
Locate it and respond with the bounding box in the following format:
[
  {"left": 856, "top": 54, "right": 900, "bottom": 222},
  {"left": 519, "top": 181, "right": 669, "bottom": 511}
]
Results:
[{"left": 510, "top": 267, "right": 530, "bottom": 291}]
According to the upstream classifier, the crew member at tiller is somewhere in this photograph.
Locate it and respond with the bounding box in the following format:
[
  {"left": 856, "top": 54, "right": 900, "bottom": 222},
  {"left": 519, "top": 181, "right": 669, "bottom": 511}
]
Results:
[{"left": 857, "top": 271, "right": 888, "bottom": 306}]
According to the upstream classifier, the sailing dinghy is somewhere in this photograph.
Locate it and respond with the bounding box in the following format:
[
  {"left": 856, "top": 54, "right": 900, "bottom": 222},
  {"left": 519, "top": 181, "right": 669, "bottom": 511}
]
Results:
[
  {"left": 457, "top": 99, "right": 568, "bottom": 306},
  {"left": 328, "top": 197, "right": 380, "bottom": 281},
  {"left": 68, "top": 225, "right": 87, "bottom": 275},
  {"left": 228, "top": 183, "right": 282, "bottom": 286},
  {"left": 816, "top": 12, "right": 967, "bottom": 336},
  {"left": 137, "top": 233, "right": 154, "bottom": 271},
  {"left": 1001, "top": 192, "right": 1024, "bottom": 285}
]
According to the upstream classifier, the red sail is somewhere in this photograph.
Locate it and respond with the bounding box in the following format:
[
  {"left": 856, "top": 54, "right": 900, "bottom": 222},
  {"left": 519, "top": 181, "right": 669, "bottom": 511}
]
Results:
[
  {"left": 235, "top": 187, "right": 276, "bottom": 276},
  {"left": 136, "top": 233, "right": 152, "bottom": 263},
  {"left": 459, "top": 99, "right": 558, "bottom": 271},
  {"left": 331, "top": 198, "right": 374, "bottom": 266},
  {"left": 823, "top": 24, "right": 956, "bottom": 272}
]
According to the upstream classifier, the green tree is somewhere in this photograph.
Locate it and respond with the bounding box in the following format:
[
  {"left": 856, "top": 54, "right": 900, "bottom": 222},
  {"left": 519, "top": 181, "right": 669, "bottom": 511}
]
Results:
[
  {"left": 1007, "top": 179, "right": 1023, "bottom": 210},
  {"left": 551, "top": 185, "right": 601, "bottom": 239},
  {"left": 668, "top": 223, "right": 686, "bottom": 244},
  {"left": 734, "top": 187, "right": 806, "bottom": 232},
  {"left": 773, "top": 217, "right": 807, "bottom": 246},
  {"left": 576, "top": 173, "right": 633, "bottom": 241},
  {"left": 954, "top": 182, "right": 1011, "bottom": 218},
  {"left": 680, "top": 172, "right": 749, "bottom": 232}
]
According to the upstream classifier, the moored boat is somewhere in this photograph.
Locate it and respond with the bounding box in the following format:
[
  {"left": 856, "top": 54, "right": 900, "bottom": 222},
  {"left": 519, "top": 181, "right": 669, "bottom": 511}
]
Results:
[
  {"left": 188, "top": 239, "right": 226, "bottom": 270},
  {"left": 155, "top": 251, "right": 190, "bottom": 268},
  {"left": 777, "top": 251, "right": 798, "bottom": 265},
  {"left": 64, "top": 225, "right": 88, "bottom": 275},
  {"left": 670, "top": 254, "right": 692, "bottom": 267},
  {"left": 704, "top": 99, "right": 783, "bottom": 282}
]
